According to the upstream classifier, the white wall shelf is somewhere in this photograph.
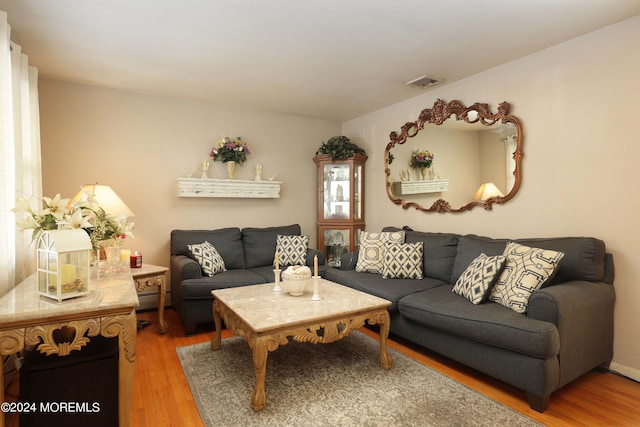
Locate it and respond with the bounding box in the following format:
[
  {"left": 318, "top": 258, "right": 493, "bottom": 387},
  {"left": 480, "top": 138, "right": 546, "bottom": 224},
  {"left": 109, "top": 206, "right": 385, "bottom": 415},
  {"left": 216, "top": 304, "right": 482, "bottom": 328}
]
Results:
[
  {"left": 392, "top": 179, "right": 449, "bottom": 196},
  {"left": 177, "top": 177, "right": 282, "bottom": 198}
]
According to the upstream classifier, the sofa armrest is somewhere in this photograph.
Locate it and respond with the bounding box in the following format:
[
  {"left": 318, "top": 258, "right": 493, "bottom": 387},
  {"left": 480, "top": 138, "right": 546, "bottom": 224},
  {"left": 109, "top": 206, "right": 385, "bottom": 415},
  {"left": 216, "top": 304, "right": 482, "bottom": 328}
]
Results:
[
  {"left": 528, "top": 281, "right": 615, "bottom": 387},
  {"left": 170, "top": 254, "right": 202, "bottom": 284},
  {"left": 339, "top": 252, "right": 358, "bottom": 270},
  {"left": 305, "top": 249, "right": 326, "bottom": 267}
]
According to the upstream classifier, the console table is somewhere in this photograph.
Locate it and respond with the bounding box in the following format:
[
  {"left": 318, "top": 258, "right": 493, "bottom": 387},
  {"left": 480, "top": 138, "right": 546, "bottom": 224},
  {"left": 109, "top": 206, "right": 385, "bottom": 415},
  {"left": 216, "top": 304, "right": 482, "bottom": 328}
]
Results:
[{"left": 0, "top": 273, "right": 138, "bottom": 427}]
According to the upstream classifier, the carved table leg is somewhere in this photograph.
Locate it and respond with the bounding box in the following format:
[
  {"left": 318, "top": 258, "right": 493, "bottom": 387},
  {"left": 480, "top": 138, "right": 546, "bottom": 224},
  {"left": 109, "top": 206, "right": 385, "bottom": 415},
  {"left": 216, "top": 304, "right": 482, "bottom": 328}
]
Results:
[
  {"left": 156, "top": 278, "right": 168, "bottom": 334},
  {"left": 378, "top": 310, "right": 393, "bottom": 370},
  {"left": 249, "top": 335, "right": 271, "bottom": 412},
  {"left": 211, "top": 300, "right": 222, "bottom": 351}
]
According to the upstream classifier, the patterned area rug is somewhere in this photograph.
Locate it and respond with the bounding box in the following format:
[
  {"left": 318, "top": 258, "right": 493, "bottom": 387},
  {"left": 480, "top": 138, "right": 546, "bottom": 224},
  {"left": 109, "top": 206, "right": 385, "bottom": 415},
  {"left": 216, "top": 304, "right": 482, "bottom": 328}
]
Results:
[{"left": 177, "top": 332, "right": 540, "bottom": 427}]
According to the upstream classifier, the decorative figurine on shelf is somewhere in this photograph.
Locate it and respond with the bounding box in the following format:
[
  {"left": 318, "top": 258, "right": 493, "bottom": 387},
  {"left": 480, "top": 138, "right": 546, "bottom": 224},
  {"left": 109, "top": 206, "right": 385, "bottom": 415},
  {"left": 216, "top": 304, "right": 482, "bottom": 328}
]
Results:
[
  {"left": 254, "top": 164, "right": 262, "bottom": 181},
  {"left": 201, "top": 160, "right": 210, "bottom": 179}
]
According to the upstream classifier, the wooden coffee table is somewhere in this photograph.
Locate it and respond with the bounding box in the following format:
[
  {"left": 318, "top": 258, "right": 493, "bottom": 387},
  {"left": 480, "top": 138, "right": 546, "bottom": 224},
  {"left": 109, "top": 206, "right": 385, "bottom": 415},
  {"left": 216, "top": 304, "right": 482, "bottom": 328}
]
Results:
[{"left": 210, "top": 278, "right": 393, "bottom": 412}]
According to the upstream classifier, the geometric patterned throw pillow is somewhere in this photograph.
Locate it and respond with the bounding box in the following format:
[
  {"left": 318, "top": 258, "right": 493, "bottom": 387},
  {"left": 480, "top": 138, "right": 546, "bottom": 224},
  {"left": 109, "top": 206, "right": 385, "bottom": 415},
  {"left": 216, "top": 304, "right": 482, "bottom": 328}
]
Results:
[
  {"left": 382, "top": 241, "right": 424, "bottom": 279},
  {"left": 452, "top": 253, "right": 506, "bottom": 304},
  {"left": 275, "top": 234, "right": 309, "bottom": 267},
  {"left": 488, "top": 242, "right": 565, "bottom": 313},
  {"left": 188, "top": 241, "right": 226, "bottom": 277},
  {"left": 355, "top": 230, "right": 405, "bottom": 274}
]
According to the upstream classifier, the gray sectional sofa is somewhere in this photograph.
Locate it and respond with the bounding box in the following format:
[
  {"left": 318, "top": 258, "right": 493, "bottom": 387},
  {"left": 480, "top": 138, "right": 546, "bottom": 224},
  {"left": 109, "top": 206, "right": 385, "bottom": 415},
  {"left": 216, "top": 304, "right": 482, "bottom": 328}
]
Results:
[
  {"left": 170, "top": 224, "right": 324, "bottom": 335},
  {"left": 324, "top": 226, "right": 615, "bottom": 412}
]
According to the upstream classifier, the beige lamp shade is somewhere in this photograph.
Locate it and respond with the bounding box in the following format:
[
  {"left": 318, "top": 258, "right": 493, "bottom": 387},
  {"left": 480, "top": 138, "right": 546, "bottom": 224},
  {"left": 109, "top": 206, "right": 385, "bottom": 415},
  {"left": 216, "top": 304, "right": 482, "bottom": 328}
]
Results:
[
  {"left": 70, "top": 184, "right": 135, "bottom": 217},
  {"left": 473, "top": 182, "right": 504, "bottom": 201}
]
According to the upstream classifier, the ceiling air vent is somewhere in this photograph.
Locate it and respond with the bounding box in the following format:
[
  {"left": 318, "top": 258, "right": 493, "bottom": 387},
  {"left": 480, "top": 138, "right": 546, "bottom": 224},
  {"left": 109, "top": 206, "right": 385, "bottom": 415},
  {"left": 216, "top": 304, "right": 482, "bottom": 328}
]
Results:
[{"left": 405, "top": 75, "right": 440, "bottom": 88}]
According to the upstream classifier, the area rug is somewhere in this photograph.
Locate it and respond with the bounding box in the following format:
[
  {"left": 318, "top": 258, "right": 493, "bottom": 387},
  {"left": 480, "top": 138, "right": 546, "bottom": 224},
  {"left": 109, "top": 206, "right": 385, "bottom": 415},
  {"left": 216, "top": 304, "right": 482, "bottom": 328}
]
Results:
[{"left": 177, "top": 332, "right": 540, "bottom": 427}]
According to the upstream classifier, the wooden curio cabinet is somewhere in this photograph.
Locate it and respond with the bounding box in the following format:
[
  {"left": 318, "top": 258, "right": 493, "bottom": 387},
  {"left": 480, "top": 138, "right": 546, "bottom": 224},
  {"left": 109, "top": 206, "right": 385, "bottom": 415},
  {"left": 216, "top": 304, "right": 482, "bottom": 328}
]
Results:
[{"left": 314, "top": 153, "right": 367, "bottom": 267}]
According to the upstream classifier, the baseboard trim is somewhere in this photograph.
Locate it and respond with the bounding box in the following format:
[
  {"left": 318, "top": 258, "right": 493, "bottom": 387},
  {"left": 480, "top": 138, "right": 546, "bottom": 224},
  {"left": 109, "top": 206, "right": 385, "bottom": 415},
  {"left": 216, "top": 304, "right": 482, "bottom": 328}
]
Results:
[{"left": 609, "top": 362, "right": 640, "bottom": 382}]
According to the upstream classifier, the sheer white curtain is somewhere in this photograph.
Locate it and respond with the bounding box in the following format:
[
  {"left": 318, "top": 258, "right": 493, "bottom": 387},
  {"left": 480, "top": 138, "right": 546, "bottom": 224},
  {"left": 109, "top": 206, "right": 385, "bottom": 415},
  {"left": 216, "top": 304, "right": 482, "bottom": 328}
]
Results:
[{"left": 0, "top": 11, "right": 41, "bottom": 296}]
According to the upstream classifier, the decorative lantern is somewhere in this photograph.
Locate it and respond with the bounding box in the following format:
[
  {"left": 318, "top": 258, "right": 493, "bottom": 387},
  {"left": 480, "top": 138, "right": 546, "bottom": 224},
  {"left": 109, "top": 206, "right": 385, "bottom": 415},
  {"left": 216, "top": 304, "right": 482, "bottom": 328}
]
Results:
[{"left": 37, "top": 229, "right": 92, "bottom": 301}]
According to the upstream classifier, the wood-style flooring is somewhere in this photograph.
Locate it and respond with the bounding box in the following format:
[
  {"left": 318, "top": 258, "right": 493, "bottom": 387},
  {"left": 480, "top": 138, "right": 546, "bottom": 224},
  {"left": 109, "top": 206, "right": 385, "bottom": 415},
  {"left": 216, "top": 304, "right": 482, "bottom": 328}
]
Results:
[{"left": 5, "top": 309, "right": 640, "bottom": 426}]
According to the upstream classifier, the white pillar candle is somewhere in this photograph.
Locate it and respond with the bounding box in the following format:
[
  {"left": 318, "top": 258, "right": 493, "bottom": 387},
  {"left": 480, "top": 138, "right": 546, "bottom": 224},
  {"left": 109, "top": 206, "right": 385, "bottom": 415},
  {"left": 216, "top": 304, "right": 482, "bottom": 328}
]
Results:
[
  {"left": 120, "top": 249, "right": 131, "bottom": 262},
  {"left": 313, "top": 254, "right": 318, "bottom": 277},
  {"left": 275, "top": 251, "right": 279, "bottom": 271},
  {"left": 61, "top": 264, "right": 77, "bottom": 285}
]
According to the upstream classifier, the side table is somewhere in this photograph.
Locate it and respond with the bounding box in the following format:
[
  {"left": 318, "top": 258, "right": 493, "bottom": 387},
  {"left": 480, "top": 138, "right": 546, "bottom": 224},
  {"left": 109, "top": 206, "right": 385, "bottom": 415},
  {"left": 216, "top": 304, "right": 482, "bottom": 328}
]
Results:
[{"left": 132, "top": 264, "right": 169, "bottom": 334}]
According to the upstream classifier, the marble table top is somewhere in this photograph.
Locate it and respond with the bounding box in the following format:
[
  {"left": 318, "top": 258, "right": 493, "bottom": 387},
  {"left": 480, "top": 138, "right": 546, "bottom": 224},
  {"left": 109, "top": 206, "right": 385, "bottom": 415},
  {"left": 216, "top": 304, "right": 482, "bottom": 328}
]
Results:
[
  {"left": 212, "top": 278, "right": 391, "bottom": 333},
  {"left": 0, "top": 272, "right": 139, "bottom": 329}
]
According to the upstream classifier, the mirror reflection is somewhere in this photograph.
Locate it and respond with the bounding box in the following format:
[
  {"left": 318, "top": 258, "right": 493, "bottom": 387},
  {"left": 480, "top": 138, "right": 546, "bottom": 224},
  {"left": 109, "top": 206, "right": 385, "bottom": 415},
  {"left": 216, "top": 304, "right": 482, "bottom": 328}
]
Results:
[{"left": 385, "top": 99, "right": 523, "bottom": 213}]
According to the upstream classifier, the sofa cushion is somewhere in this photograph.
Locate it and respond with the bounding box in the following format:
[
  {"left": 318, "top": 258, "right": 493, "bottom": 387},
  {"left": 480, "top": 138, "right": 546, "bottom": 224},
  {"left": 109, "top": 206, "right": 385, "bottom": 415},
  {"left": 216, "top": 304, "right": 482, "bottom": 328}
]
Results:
[
  {"left": 324, "top": 267, "right": 445, "bottom": 312},
  {"left": 355, "top": 230, "right": 405, "bottom": 274},
  {"left": 398, "top": 285, "right": 560, "bottom": 359},
  {"left": 275, "top": 234, "right": 309, "bottom": 267},
  {"left": 180, "top": 270, "right": 267, "bottom": 299},
  {"left": 171, "top": 228, "right": 245, "bottom": 269},
  {"left": 452, "top": 253, "right": 505, "bottom": 304},
  {"left": 383, "top": 227, "right": 459, "bottom": 283},
  {"left": 187, "top": 241, "right": 226, "bottom": 277},
  {"left": 382, "top": 241, "right": 424, "bottom": 279},
  {"left": 242, "top": 224, "right": 301, "bottom": 269},
  {"left": 489, "top": 243, "right": 565, "bottom": 314},
  {"left": 452, "top": 234, "right": 606, "bottom": 285}
]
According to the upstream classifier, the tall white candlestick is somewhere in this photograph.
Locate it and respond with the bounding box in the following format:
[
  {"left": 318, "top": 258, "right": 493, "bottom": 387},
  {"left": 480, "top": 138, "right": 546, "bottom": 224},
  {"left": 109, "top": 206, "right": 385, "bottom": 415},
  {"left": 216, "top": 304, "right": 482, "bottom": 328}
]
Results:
[
  {"left": 313, "top": 254, "right": 318, "bottom": 277},
  {"left": 312, "top": 276, "right": 321, "bottom": 301}
]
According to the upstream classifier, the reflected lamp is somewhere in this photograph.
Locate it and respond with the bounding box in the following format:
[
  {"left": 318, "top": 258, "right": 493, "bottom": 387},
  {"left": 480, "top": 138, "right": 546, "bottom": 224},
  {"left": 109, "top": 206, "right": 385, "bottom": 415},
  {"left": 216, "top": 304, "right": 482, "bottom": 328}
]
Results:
[{"left": 473, "top": 182, "right": 504, "bottom": 201}]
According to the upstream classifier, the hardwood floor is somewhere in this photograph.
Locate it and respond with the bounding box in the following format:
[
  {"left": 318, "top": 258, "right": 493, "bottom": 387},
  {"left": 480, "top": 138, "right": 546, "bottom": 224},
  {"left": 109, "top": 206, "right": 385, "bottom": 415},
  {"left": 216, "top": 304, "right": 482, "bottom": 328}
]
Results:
[
  {"left": 132, "top": 309, "right": 640, "bottom": 426},
  {"left": 5, "top": 308, "right": 640, "bottom": 426}
]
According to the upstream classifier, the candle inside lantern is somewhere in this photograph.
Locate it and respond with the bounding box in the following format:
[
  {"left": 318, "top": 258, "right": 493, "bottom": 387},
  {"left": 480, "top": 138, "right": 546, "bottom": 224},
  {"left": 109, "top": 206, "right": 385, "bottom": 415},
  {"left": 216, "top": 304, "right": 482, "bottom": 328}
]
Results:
[
  {"left": 61, "top": 264, "right": 77, "bottom": 285},
  {"left": 120, "top": 249, "right": 131, "bottom": 262},
  {"left": 314, "top": 254, "right": 318, "bottom": 277},
  {"left": 275, "top": 251, "right": 280, "bottom": 270}
]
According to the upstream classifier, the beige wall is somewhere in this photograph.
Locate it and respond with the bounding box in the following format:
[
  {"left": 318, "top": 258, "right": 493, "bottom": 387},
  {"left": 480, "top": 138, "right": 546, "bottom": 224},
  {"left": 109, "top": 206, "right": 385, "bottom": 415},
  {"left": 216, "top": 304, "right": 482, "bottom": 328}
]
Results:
[
  {"left": 38, "top": 79, "right": 339, "bottom": 266},
  {"left": 342, "top": 15, "right": 640, "bottom": 379}
]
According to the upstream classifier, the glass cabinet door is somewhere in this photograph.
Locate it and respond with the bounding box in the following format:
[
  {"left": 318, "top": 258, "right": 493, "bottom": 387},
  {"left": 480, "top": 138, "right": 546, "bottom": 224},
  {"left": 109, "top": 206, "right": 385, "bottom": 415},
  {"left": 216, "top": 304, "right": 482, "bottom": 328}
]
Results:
[
  {"left": 354, "top": 164, "right": 363, "bottom": 220},
  {"left": 323, "top": 164, "right": 351, "bottom": 220},
  {"left": 323, "top": 229, "right": 349, "bottom": 267}
]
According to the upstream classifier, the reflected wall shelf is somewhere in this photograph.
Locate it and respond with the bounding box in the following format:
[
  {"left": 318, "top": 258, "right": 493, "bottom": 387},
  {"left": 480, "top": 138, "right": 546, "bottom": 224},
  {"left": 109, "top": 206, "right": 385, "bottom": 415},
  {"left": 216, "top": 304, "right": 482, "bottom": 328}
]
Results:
[
  {"left": 392, "top": 179, "right": 449, "bottom": 196},
  {"left": 177, "top": 177, "right": 281, "bottom": 198}
]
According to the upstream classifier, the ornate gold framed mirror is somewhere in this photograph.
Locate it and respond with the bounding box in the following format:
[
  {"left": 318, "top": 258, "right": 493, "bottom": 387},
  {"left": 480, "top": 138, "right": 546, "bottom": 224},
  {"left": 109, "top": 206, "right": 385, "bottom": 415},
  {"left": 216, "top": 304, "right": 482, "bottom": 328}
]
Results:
[{"left": 385, "top": 99, "right": 523, "bottom": 213}]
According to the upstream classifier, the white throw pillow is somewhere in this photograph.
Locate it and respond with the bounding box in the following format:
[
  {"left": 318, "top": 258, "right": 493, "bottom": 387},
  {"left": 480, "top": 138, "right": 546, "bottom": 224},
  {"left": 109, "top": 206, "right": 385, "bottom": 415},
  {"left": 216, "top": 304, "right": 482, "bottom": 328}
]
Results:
[
  {"left": 188, "top": 241, "right": 226, "bottom": 277},
  {"left": 488, "top": 242, "right": 564, "bottom": 313},
  {"left": 275, "top": 234, "right": 309, "bottom": 267},
  {"left": 355, "top": 230, "right": 405, "bottom": 274},
  {"left": 452, "top": 253, "right": 506, "bottom": 304},
  {"left": 382, "top": 241, "right": 424, "bottom": 279}
]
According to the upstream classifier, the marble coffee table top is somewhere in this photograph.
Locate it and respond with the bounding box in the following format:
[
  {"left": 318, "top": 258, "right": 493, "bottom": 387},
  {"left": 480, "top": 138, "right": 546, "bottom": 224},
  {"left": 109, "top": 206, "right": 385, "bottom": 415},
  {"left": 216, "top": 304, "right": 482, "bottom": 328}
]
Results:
[{"left": 211, "top": 278, "right": 390, "bottom": 333}]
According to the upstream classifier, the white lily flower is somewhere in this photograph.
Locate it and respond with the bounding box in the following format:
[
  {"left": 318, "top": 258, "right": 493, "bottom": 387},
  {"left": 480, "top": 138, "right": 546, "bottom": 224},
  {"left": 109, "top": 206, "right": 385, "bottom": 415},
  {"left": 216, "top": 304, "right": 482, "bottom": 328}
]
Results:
[
  {"left": 11, "top": 197, "right": 34, "bottom": 214},
  {"left": 64, "top": 209, "right": 93, "bottom": 229},
  {"left": 42, "top": 193, "right": 71, "bottom": 220},
  {"left": 16, "top": 215, "right": 38, "bottom": 231}
]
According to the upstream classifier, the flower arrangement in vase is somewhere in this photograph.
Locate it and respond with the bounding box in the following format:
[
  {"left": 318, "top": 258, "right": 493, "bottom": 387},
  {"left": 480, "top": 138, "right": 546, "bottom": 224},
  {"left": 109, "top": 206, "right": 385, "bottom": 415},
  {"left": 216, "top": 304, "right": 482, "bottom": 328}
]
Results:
[
  {"left": 13, "top": 191, "right": 134, "bottom": 250},
  {"left": 210, "top": 136, "right": 250, "bottom": 178},
  {"left": 409, "top": 149, "right": 435, "bottom": 180}
]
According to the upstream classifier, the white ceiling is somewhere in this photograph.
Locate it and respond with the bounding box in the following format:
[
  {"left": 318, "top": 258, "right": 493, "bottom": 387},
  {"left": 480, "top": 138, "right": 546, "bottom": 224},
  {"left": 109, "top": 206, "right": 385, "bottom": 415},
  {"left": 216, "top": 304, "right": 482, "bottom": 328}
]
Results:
[{"left": 1, "top": 0, "right": 639, "bottom": 122}]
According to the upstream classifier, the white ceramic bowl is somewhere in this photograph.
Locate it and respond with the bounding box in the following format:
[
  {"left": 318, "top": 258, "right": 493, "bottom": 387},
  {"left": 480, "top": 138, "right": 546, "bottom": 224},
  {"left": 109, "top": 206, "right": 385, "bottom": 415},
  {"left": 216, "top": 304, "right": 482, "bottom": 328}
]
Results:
[{"left": 281, "top": 266, "right": 312, "bottom": 296}]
